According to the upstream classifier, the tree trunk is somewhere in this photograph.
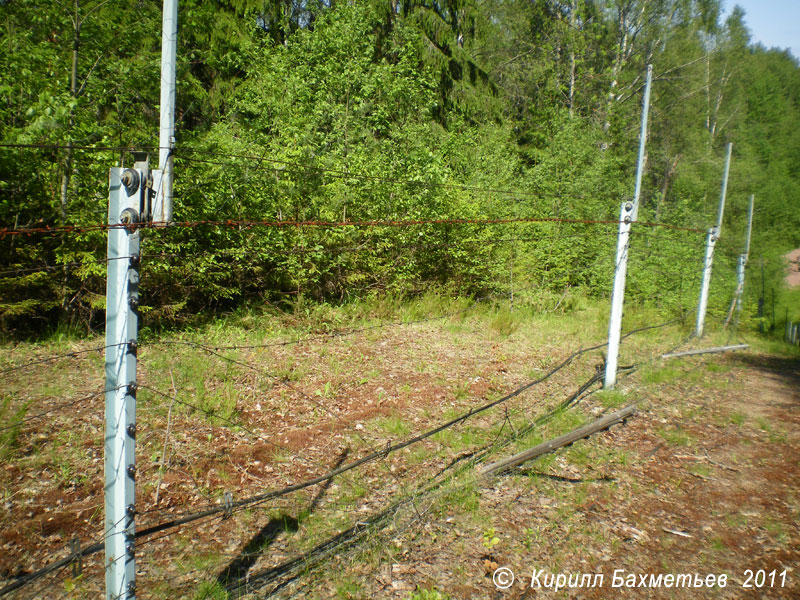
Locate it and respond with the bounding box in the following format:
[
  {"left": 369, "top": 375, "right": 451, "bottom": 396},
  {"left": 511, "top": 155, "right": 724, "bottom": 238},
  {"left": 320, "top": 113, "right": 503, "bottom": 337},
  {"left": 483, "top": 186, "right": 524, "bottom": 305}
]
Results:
[
  {"left": 654, "top": 154, "right": 680, "bottom": 222},
  {"left": 568, "top": 0, "right": 577, "bottom": 116},
  {"left": 60, "top": 0, "right": 80, "bottom": 225}
]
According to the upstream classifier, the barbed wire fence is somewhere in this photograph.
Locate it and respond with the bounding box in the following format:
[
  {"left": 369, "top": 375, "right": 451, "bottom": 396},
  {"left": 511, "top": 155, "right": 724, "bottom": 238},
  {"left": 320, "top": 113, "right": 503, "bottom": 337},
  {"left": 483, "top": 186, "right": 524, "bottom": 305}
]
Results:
[{"left": 0, "top": 139, "right": 741, "bottom": 599}]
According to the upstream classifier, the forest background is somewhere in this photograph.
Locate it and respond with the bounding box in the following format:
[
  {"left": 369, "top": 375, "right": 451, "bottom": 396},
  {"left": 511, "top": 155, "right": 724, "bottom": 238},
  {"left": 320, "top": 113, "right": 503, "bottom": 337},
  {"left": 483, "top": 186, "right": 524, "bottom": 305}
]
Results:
[{"left": 1, "top": 0, "right": 799, "bottom": 336}]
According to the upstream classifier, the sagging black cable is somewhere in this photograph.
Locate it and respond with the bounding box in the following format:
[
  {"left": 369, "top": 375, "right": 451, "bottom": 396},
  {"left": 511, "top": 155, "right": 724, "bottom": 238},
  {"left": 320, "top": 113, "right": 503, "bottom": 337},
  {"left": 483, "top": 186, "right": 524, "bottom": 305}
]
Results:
[
  {"left": 0, "top": 315, "right": 690, "bottom": 597},
  {"left": 235, "top": 370, "right": 605, "bottom": 597},
  {"left": 238, "top": 318, "right": 698, "bottom": 596},
  {"left": 117, "top": 337, "right": 611, "bottom": 542}
]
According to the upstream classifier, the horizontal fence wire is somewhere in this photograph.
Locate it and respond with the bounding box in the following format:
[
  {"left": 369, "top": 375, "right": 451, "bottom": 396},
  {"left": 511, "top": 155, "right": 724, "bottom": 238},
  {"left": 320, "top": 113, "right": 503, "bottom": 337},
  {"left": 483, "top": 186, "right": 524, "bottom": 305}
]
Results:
[
  {"left": 2, "top": 227, "right": 701, "bottom": 287},
  {"left": 0, "top": 215, "right": 706, "bottom": 238},
  {"left": 0, "top": 343, "right": 128, "bottom": 376},
  {"left": 0, "top": 388, "right": 114, "bottom": 433}
]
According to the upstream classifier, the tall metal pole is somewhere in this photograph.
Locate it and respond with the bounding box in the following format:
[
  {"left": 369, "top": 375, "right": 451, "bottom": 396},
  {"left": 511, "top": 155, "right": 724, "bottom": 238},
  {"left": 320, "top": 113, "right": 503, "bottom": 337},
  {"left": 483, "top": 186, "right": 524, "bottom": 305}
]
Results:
[
  {"left": 695, "top": 142, "right": 732, "bottom": 337},
  {"left": 696, "top": 227, "right": 718, "bottom": 337},
  {"left": 604, "top": 201, "right": 634, "bottom": 389},
  {"left": 604, "top": 64, "right": 652, "bottom": 389},
  {"left": 104, "top": 3, "right": 174, "bottom": 597},
  {"left": 716, "top": 142, "right": 732, "bottom": 234},
  {"left": 744, "top": 194, "right": 754, "bottom": 256},
  {"left": 105, "top": 160, "right": 145, "bottom": 600},
  {"left": 631, "top": 64, "right": 653, "bottom": 221},
  {"left": 156, "top": 0, "right": 177, "bottom": 224},
  {"left": 724, "top": 194, "right": 754, "bottom": 327},
  {"left": 735, "top": 194, "right": 755, "bottom": 319}
]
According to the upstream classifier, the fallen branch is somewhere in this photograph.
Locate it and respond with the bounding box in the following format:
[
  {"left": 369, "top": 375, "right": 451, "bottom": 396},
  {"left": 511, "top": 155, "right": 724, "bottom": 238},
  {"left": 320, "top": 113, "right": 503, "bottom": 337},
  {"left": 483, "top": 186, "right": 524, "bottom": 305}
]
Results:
[
  {"left": 478, "top": 405, "right": 636, "bottom": 477},
  {"left": 661, "top": 344, "right": 748, "bottom": 359},
  {"left": 662, "top": 527, "right": 692, "bottom": 538}
]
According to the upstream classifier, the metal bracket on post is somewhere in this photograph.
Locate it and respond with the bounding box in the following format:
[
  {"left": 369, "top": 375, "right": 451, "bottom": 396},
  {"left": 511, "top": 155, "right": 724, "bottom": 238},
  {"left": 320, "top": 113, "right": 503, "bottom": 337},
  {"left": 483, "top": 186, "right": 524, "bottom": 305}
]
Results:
[
  {"left": 695, "top": 227, "right": 718, "bottom": 337},
  {"left": 604, "top": 201, "right": 634, "bottom": 389}
]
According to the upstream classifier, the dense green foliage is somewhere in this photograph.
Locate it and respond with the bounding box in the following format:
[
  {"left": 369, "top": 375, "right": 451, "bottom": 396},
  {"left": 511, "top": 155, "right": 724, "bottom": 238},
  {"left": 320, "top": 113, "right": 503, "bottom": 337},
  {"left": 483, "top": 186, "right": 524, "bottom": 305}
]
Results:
[{"left": 1, "top": 0, "right": 798, "bottom": 335}]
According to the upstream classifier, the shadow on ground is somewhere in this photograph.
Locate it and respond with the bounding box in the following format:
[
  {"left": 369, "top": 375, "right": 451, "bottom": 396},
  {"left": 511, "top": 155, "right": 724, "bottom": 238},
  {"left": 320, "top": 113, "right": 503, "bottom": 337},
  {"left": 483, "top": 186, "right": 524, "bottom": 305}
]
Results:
[
  {"left": 217, "top": 448, "right": 349, "bottom": 588},
  {"left": 728, "top": 352, "right": 800, "bottom": 407}
]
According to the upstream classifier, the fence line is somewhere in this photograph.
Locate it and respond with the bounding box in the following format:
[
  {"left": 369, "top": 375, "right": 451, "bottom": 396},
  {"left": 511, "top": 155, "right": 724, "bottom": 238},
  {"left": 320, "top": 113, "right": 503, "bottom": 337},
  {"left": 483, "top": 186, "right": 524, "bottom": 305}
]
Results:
[{"left": 0, "top": 311, "right": 694, "bottom": 598}]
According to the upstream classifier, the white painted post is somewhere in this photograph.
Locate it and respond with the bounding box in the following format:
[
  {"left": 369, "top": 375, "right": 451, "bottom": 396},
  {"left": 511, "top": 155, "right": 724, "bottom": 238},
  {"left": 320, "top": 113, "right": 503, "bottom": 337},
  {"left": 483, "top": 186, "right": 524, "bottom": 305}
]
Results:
[
  {"left": 604, "top": 65, "right": 652, "bottom": 389},
  {"left": 604, "top": 201, "right": 634, "bottom": 389},
  {"left": 735, "top": 195, "right": 755, "bottom": 320},
  {"left": 154, "top": 0, "right": 177, "bottom": 224},
  {"left": 695, "top": 227, "right": 718, "bottom": 338},
  {"left": 695, "top": 142, "right": 732, "bottom": 337},
  {"left": 630, "top": 65, "right": 653, "bottom": 222},
  {"left": 735, "top": 253, "right": 746, "bottom": 314}
]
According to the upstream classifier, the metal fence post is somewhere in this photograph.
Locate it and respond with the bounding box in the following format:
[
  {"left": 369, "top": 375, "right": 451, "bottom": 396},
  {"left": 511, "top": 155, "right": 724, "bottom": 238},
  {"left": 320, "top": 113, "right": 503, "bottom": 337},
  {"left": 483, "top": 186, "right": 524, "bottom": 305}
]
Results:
[
  {"left": 726, "top": 194, "right": 754, "bottom": 328},
  {"left": 695, "top": 142, "right": 732, "bottom": 337},
  {"left": 603, "top": 64, "right": 652, "bottom": 390},
  {"left": 695, "top": 227, "right": 718, "bottom": 337},
  {"left": 604, "top": 201, "right": 634, "bottom": 389},
  {"left": 105, "top": 162, "right": 145, "bottom": 599}
]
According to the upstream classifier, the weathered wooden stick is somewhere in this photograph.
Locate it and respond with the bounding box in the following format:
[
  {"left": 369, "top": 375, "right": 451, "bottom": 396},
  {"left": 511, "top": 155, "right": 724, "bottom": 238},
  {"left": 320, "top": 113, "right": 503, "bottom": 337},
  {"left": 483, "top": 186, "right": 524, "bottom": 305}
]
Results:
[
  {"left": 479, "top": 405, "right": 636, "bottom": 477},
  {"left": 661, "top": 344, "right": 748, "bottom": 359}
]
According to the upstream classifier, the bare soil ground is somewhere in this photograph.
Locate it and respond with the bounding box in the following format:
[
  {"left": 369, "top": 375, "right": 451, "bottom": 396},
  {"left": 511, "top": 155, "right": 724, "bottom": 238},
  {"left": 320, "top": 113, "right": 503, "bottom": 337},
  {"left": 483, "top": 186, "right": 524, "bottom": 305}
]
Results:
[
  {"left": 785, "top": 249, "right": 800, "bottom": 289},
  {"left": 300, "top": 349, "right": 800, "bottom": 600},
  {"left": 1, "top": 303, "right": 798, "bottom": 599}
]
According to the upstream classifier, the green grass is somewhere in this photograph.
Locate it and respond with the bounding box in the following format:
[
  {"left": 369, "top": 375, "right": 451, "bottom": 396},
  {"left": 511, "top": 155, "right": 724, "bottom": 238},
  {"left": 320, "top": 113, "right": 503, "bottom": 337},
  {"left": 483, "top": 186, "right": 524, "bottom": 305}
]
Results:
[
  {"left": 192, "top": 581, "right": 228, "bottom": 600},
  {"left": 763, "top": 518, "right": 789, "bottom": 545},
  {"left": 595, "top": 389, "right": 626, "bottom": 409},
  {"left": 438, "top": 476, "right": 480, "bottom": 514},
  {"left": 729, "top": 412, "right": 746, "bottom": 426},
  {"left": 407, "top": 587, "right": 453, "bottom": 600},
  {"left": 6, "top": 291, "right": 792, "bottom": 600},
  {"left": 490, "top": 307, "right": 520, "bottom": 337},
  {"left": 335, "top": 578, "right": 364, "bottom": 599},
  {"left": 0, "top": 396, "right": 27, "bottom": 459},
  {"left": 754, "top": 417, "right": 788, "bottom": 443},
  {"left": 657, "top": 427, "right": 694, "bottom": 446},
  {"left": 642, "top": 365, "right": 681, "bottom": 385},
  {"left": 688, "top": 463, "right": 712, "bottom": 478},
  {"left": 377, "top": 415, "right": 412, "bottom": 437}
]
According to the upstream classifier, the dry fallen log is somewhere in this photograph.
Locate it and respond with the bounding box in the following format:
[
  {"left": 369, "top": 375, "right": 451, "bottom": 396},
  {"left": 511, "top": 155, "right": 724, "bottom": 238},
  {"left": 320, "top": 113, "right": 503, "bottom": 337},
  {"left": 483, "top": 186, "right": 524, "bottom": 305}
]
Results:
[
  {"left": 661, "top": 344, "right": 748, "bottom": 359},
  {"left": 479, "top": 405, "right": 636, "bottom": 477}
]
